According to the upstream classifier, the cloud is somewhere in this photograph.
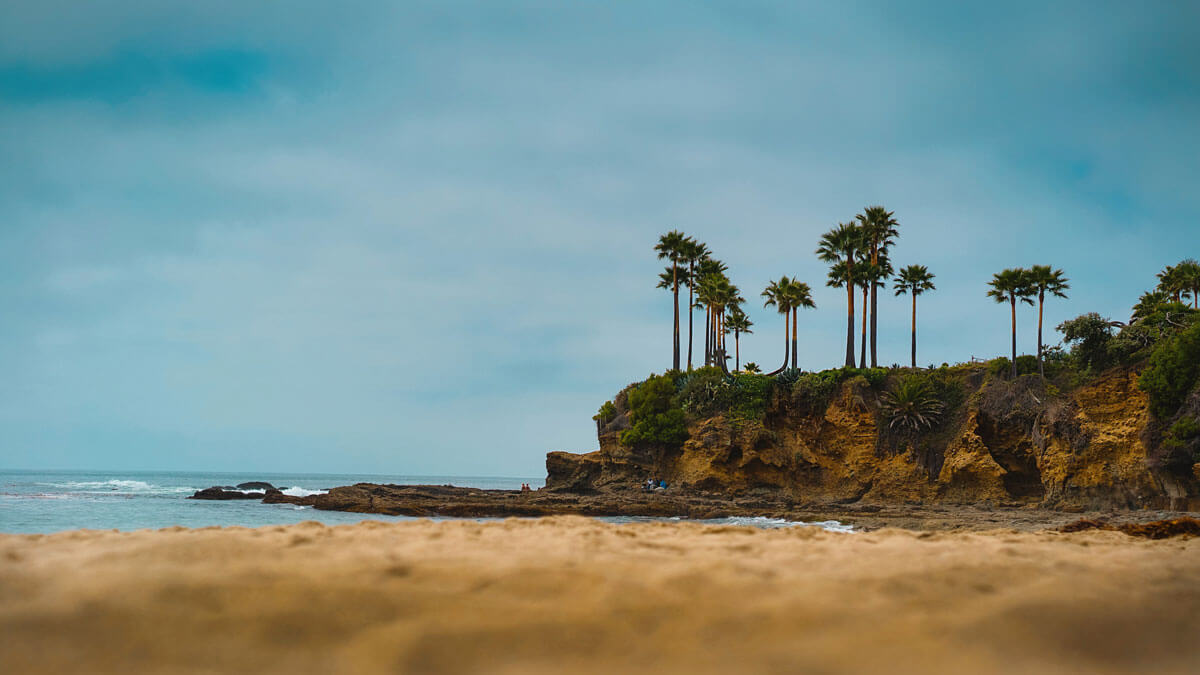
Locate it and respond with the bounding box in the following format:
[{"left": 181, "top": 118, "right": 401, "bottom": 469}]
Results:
[{"left": 0, "top": 1, "right": 1196, "bottom": 473}]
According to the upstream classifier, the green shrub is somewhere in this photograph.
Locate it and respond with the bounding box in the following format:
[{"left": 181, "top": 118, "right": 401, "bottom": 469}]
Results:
[
  {"left": 620, "top": 373, "right": 689, "bottom": 447},
  {"left": 1139, "top": 321, "right": 1200, "bottom": 418},
  {"left": 1058, "top": 313, "right": 1115, "bottom": 372},
  {"left": 593, "top": 400, "right": 616, "bottom": 424},
  {"left": 987, "top": 357, "right": 1011, "bottom": 377},
  {"left": 676, "top": 367, "right": 733, "bottom": 417},
  {"left": 791, "top": 371, "right": 839, "bottom": 410},
  {"left": 1164, "top": 416, "right": 1200, "bottom": 448},
  {"left": 730, "top": 374, "right": 773, "bottom": 420},
  {"left": 741, "top": 362, "right": 761, "bottom": 373}
]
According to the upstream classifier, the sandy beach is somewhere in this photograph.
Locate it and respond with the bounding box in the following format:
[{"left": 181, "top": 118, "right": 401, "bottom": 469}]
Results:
[{"left": 2, "top": 517, "right": 1198, "bottom": 674}]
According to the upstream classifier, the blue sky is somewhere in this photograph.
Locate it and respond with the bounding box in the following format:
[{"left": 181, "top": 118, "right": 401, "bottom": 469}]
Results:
[{"left": 1, "top": 1, "right": 1197, "bottom": 475}]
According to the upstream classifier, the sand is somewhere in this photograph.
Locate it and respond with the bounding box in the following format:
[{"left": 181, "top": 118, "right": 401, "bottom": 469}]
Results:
[{"left": 2, "top": 517, "right": 1198, "bottom": 674}]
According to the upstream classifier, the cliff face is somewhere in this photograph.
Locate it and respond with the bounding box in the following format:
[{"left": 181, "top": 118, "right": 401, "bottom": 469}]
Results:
[{"left": 546, "top": 368, "right": 1200, "bottom": 511}]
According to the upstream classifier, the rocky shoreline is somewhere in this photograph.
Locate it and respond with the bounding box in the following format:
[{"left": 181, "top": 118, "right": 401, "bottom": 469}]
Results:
[{"left": 190, "top": 481, "right": 1199, "bottom": 532}]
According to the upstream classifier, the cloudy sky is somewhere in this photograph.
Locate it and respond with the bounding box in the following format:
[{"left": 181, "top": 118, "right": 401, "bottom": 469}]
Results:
[{"left": 1, "top": 1, "right": 1197, "bottom": 475}]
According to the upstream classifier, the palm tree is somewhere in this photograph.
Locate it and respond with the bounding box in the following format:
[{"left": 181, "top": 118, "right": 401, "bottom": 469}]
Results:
[
  {"left": 1132, "top": 289, "right": 1169, "bottom": 322},
  {"left": 783, "top": 278, "right": 816, "bottom": 370},
  {"left": 681, "top": 240, "right": 710, "bottom": 369},
  {"left": 1025, "top": 265, "right": 1070, "bottom": 377},
  {"left": 893, "top": 265, "right": 936, "bottom": 368},
  {"left": 1178, "top": 259, "right": 1200, "bottom": 309},
  {"left": 988, "top": 268, "right": 1035, "bottom": 378},
  {"left": 855, "top": 256, "right": 893, "bottom": 368},
  {"left": 697, "top": 272, "right": 739, "bottom": 371},
  {"left": 694, "top": 258, "right": 728, "bottom": 367},
  {"left": 762, "top": 277, "right": 794, "bottom": 373},
  {"left": 655, "top": 231, "right": 690, "bottom": 371},
  {"left": 1157, "top": 264, "right": 1187, "bottom": 304},
  {"left": 724, "top": 307, "right": 754, "bottom": 371},
  {"left": 816, "top": 222, "right": 863, "bottom": 367},
  {"left": 857, "top": 206, "right": 900, "bottom": 367}
]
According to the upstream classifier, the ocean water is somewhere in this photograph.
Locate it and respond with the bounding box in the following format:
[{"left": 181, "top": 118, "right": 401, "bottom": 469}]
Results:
[{"left": 0, "top": 470, "right": 850, "bottom": 534}]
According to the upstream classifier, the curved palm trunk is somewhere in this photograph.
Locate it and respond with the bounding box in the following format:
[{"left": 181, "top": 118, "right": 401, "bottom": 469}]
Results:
[
  {"left": 1037, "top": 290, "right": 1045, "bottom": 378},
  {"left": 671, "top": 264, "right": 680, "bottom": 371},
  {"left": 860, "top": 285, "right": 868, "bottom": 368},
  {"left": 791, "top": 308, "right": 799, "bottom": 372},
  {"left": 1010, "top": 296, "right": 1018, "bottom": 378},
  {"left": 910, "top": 293, "right": 917, "bottom": 369},
  {"left": 777, "top": 315, "right": 790, "bottom": 373}
]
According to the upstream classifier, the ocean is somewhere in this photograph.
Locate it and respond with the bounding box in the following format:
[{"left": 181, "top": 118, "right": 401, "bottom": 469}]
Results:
[{"left": 0, "top": 469, "right": 851, "bottom": 534}]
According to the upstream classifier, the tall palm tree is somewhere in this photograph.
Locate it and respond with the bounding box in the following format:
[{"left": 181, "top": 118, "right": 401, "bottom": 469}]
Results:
[
  {"left": 694, "top": 258, "right": 728, "bottom": 367},
  {"left": 893, "top": 265, "right": 936, "bottom": 368},
  {"left": 724, "top": 307, "right": 754, "bottom": 371},
  {"left": 655, "top": 231, "right": 690, "bottom": 371},
  {"left": 855, "top": 256, "right": 893, "bottom": 368},
  {"left": 783, "top": 278, "right": 816, "bottom": 370},
  {"left": 681, "top": 239, "right": 710, "bottom": 370},
  {"left": 988, "top": 268, "right": 1035, "bottom": 378},
  {"left": 857, "top": 206, "right": 900, "bottom": 367},
  {"left": 1025, "top": 265, "right": 1070, "bottom": 377},
  {"left": 816, "top": 222, "right": 863, "bottom": 367},
  {"left": 697, "top": 272, "right": 739, "bottom": 371},
  {"left": 762, "top": 277, "right": 794, "bottom": 373}
]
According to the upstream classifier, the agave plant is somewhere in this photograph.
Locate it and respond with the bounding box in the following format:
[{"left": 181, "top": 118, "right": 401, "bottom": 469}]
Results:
[
  {"left": 775, "top": 367, "right": 804, "bottom": 387},
  {"left": 880, "top": 376, "right": 945, "bottom": 433}
]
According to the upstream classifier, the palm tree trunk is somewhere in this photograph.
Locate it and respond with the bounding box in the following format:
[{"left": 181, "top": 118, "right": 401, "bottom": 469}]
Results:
[
  {"left": 845, "top": 285, "right": 855, "bottom": 367},
  {"left": 783, "top": 315, "right": 790, "bottom": 370},
  {"left": 791, "top": 308, "right": 799, "bottom": 371},
  {"left": 704, "top": 305, "right": 711, "bottom": 366},
  {"left": 1037, "top": 291, "right": 1045, "bottom": 378},
  {"left": 911, "top": 294, "right": 917, "bottom": 369},
  {"left": 870, "top": 279, "right": 879, "bottom": 368},
  {"left": 686, "top": 262, "right": 695, "bottom": 370},
  {"left": 672, "top": 264, "right": 680, "bottom": 371},
  {"left": 735, "top": 331, "right": 740, "bottom": 371},
  {"left": 1010, "top": 296, "right": 1018, "bottom": 378},
  {"left": 860, "top": 285, "right": 868, "bottom": 368}
]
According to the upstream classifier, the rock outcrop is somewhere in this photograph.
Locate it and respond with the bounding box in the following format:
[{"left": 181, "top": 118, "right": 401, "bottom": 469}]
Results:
[{"left": 547, "top": 367, "right": 1200, "bottom": 511}]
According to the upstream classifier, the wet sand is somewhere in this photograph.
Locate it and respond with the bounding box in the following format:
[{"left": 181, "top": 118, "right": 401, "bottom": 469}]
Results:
[{"left": 2, "top": 517, "right": 1198, "bottom": 674}]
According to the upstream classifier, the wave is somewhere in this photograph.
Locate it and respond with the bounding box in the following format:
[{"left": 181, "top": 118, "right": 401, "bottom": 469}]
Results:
[
  {"left": 37, "top": 480, "right": 196, "bottom": 494},
  {"left": 280, "top": 487, "right": 328, "bottom": 497},
  {"left": 703, "top": 516, "right": 853, "bottom": 532}
]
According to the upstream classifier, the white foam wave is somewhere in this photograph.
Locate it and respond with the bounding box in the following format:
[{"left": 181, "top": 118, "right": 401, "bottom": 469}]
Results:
[
  {"left": 705, "top": 516, "right": 854, "bottom": 532},
  {"left": 281, "top": 487, "right": 327, "bottom": 497},
  {"left": 37, "top": 480, "right": 197, "bottom": 495}
]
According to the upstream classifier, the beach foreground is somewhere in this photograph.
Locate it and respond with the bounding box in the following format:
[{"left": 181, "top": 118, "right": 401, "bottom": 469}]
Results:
[{"left": 2, "top": 518, "right": 1198, "bottom": 674}]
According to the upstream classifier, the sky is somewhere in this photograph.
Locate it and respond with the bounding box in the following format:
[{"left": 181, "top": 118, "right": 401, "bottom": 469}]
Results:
[{"left": 1, "top": 1, "right": 1198, "bottom": 476}]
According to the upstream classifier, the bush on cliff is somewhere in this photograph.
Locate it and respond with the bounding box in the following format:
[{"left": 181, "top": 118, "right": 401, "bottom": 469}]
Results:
[
  {"left": 880, "top": 376, "right": 945, "bottom": 433},
  {"left": 620, "top": 373, "right": 689, "bottom": 448},
  {"left": 1140, "top": 321, "right": 1200, "bottom": 418}
]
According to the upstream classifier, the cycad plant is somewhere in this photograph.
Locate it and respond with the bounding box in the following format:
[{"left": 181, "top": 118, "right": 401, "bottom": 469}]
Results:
[
  {"left": 881, "top": 376, "right": 946, "bottom": 433},
  {"left": 1025, "top": 265, "right": 1070, "bottom": 377},
  {"left": 988, "top": 268, "right": 1035, "bottom": 378},
  {"left": 893, "top": 265, "right": 936, "bottom": 368}
]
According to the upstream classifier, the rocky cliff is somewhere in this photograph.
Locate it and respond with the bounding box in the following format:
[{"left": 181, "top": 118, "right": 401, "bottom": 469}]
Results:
[{"left": 547, "top": 367, "right": 1200, "bottom": 511}]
